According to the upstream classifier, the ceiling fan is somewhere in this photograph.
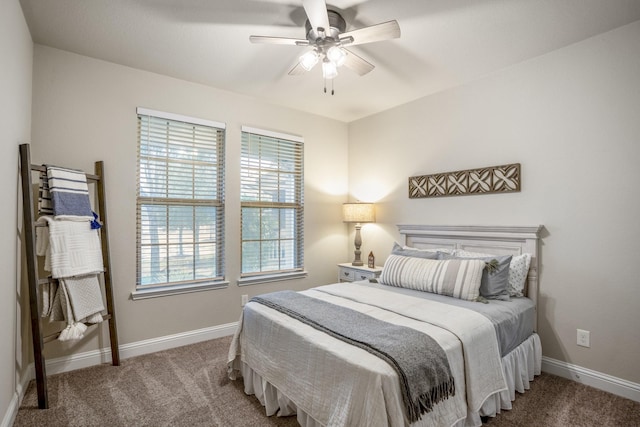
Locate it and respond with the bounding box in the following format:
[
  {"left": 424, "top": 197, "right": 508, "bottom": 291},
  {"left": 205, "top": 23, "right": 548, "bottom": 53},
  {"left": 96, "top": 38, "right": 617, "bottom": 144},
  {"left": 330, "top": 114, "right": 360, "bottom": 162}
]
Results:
[{"left": 250, "top": 0, "right": 401, "bottom": 94}]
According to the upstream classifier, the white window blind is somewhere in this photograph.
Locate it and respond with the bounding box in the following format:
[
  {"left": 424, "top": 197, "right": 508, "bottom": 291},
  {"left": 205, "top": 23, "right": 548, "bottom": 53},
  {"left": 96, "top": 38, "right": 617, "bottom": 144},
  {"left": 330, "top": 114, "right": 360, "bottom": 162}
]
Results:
[
  {"left": 136, "top": 108, "right": 225, "bottom": 290},
  {"left": 240, "top": 126, "right": 304, "bottom": 277}
]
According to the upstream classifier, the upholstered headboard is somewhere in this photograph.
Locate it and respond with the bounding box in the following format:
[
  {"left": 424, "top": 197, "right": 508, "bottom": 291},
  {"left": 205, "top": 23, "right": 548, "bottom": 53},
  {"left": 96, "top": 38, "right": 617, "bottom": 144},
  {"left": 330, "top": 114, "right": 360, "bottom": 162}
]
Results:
[{"left": 397, "top": 224, "right": 543, "bottom": 330}]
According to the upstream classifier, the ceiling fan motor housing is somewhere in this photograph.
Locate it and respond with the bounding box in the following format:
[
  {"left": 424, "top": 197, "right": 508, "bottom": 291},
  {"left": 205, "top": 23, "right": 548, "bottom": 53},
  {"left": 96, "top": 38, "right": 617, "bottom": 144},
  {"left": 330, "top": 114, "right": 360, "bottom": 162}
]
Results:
[{"left": 305, "top": 10, "right": 346, "bottom": 44}]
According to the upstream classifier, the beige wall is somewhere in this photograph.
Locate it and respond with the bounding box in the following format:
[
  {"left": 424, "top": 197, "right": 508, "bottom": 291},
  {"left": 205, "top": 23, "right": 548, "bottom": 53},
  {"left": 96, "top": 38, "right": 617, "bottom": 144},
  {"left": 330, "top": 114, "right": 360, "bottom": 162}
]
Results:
[
  {"left": 1, "top": 0, "right": 33, "bottom": 423},
  {"left": 348, "top": 21, "right": 640, "bottom": 383},
  {"left": 29, "top": 45, "right": 350, "bottom": 357}
]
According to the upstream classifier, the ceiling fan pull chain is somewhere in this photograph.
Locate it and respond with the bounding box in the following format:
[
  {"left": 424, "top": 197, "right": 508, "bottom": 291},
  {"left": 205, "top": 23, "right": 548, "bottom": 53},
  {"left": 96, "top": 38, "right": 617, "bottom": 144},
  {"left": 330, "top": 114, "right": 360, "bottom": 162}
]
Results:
[
  {"left": 324, "top": 78, "right": 327, "bottom": 93},
  {"left": 331, "top": 79, "right": 335, "bottom": 96}
]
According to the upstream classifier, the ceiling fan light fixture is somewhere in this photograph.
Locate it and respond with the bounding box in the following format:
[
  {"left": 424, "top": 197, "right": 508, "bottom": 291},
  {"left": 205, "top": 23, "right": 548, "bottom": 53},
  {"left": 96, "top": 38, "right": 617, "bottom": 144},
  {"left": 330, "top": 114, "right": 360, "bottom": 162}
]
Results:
[
  {"left": 299, "top": 50, "right": 320, "bottom": 71},
  {"left": 322, "top": 59, "right": 338, "bottom": 79},
  {"left": 326, "top": 46, "right": 347, "bottom": 67},
  {"left": 251, "top": 1, "right": 401, "bottom": 93}
]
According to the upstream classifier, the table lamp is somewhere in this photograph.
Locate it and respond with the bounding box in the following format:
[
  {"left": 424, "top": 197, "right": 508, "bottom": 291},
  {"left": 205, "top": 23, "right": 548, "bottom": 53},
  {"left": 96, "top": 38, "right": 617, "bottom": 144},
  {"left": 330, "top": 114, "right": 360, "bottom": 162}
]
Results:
[{"left": 342, "top": 202, "right": 375, "bottom": 266}]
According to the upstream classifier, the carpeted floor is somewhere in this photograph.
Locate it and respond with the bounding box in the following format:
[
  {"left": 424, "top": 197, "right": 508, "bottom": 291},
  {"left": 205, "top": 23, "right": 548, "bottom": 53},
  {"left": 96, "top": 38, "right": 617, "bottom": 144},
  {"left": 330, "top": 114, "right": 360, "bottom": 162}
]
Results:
[{"left": 14, "top": 335, "right": 640, "bottom": 426}]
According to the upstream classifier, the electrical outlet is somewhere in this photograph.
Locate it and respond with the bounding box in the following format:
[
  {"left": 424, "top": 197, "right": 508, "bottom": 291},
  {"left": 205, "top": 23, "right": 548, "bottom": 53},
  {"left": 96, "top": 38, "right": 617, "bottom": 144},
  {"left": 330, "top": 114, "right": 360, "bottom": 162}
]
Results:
[
  {"left": 577, "top": 329, "right": 590, "bottom": 348},
  {"left": 241, "top": 294, "right": 248, "bottom": 306}
]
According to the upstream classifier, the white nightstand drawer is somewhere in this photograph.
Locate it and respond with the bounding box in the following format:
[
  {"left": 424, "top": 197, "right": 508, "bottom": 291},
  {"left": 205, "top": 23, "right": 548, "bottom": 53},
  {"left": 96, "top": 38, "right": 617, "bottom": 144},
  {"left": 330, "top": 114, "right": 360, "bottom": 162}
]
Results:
[
  {"left": 337, "top": 263, "right": 383, "bottom": 283},
  {"left": 340, "top": 267, "right": 355, "bottom": 281}
]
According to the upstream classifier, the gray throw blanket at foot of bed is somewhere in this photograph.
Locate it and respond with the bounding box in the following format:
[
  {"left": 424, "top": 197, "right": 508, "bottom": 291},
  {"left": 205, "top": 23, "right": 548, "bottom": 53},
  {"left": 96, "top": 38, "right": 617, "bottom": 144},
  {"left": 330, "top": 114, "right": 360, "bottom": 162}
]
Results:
[{"left": 250, "top": 291, "right": 456, "bottom": 422}]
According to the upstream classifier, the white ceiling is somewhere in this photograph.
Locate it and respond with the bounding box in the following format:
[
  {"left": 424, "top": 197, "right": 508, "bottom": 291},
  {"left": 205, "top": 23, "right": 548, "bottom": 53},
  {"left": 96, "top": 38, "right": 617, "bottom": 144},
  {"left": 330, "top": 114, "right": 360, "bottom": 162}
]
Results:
[{"left": 19, "top": 0, "right": 640, "bottom": 122}]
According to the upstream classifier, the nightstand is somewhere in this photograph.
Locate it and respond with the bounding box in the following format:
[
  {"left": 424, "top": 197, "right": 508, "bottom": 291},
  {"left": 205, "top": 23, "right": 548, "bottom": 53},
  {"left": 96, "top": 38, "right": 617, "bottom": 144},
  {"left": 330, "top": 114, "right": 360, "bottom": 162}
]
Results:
[{"left": 337, "top": 263, "right": 383, "bottom": 283}]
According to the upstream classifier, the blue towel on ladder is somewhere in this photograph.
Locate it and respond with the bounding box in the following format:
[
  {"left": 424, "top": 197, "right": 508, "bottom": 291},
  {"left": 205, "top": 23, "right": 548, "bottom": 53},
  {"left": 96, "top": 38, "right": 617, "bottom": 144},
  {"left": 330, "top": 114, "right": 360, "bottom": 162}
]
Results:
[{"left": 46, "top": 165, "right": 94, "bottom": 221}]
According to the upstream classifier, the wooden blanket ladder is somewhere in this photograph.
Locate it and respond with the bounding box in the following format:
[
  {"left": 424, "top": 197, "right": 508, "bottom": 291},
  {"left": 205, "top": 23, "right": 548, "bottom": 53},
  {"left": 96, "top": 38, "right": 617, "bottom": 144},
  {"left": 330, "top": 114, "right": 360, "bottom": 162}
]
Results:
[{"left": 19, "top": 143, "right": 120, "bottom": 409}]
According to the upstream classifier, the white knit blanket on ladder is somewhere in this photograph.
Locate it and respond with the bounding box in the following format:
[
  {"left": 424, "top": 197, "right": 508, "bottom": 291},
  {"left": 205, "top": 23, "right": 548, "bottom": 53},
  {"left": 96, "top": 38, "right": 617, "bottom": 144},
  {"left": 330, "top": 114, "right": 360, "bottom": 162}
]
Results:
[
  {"left": 36, "top": 215, "right": 105, "bottom": 340},
  {"left": 36, "top": 215, "right": 103, "bottom": 277}
]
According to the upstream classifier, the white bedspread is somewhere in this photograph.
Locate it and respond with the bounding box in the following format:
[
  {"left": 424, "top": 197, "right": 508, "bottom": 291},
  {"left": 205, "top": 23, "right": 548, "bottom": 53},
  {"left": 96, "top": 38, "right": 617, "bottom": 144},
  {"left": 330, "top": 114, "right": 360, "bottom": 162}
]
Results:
[{"left": 228, "top": 283, "right": 507, "bottom": 427}]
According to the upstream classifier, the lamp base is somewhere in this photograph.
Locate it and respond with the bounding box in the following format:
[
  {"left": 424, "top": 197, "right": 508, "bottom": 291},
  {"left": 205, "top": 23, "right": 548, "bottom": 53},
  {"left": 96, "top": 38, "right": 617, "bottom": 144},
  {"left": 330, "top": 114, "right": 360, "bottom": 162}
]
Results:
[{"left": 351, "top": 224, "right": 364, "bottom": 266}]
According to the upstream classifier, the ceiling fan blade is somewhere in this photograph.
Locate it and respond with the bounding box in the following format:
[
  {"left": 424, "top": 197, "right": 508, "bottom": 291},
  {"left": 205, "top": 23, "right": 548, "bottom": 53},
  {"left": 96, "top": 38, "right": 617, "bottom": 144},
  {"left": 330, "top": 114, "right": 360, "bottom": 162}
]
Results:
[
  {"left": 340, "top": 20, "right": 401, "bottom": 46},
  {"left": 288, "top": 62, "right": 307, "bottom": 76},
  {"left": 342, "top": 49, "right": 375, "bottom": 76},
  {"left": 303, "top": 0, "right": 330, "bottom": 33},
  {"left": 250, "top": 35, "right": 309, "bottom": 46}
]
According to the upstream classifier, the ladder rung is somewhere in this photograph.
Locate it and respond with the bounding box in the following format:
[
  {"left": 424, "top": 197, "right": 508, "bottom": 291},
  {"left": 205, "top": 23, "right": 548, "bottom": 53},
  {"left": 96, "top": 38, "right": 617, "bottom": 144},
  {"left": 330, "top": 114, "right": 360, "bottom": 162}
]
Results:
[
  {"left": 37, "top": 272, "right": 107, "bottom": 286},
  {"left": 30, "top": 163, "right": 100, "bottom": 182},
  {"left": 42, "top": 314, "right": 113, "bottom": 343}
]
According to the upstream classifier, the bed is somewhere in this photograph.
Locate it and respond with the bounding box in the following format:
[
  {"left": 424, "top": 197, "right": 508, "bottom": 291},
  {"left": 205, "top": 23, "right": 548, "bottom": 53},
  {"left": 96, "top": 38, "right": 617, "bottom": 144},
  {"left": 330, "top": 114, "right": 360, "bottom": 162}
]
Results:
[{"left": 228, "top": 224, "right": 543, "bottom": 427}]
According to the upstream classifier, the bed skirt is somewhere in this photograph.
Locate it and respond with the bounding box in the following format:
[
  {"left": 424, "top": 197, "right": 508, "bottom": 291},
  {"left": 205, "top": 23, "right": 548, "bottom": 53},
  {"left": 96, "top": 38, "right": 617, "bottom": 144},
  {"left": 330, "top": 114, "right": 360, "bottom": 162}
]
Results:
[{"left": 236, "top": 333, "right": 542, "bottom": 427}]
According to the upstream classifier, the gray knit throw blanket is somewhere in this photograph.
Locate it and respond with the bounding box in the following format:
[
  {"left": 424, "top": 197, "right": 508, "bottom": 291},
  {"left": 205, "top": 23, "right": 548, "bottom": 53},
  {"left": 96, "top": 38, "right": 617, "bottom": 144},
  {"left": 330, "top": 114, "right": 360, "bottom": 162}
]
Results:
[{"left": 250, "top": 291, "right": 456, "bottom": 422}]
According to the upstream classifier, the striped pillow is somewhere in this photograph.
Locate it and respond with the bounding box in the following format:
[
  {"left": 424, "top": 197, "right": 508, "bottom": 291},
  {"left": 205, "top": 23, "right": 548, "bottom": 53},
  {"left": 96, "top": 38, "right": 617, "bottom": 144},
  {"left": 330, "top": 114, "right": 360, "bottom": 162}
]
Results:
[{"left": 379, "top": 254, "right": 485, "bottom": 301}]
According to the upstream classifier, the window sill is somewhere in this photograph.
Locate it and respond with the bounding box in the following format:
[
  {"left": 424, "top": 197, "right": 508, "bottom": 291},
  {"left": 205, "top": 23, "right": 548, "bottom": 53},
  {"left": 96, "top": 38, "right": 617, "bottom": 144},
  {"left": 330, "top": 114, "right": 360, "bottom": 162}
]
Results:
[
  {"left": 131, "top": 280, "right": 229, "bottom": 301},
  {"left": 238, "top": 271, "right": 308, "bottom": 287}
]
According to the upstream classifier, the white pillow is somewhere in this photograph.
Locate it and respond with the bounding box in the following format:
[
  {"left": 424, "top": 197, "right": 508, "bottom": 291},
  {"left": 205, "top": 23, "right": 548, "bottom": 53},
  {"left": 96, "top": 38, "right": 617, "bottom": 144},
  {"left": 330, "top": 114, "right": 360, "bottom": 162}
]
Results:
[
  {"left": 380, "top": 254, "right": 485, "bottom": 301},
  {"left": 454, "top": 249, "right": 532, "bottom": 297},
  {"left": 506, "top": 253, "right": 531, "bottom": 297}
]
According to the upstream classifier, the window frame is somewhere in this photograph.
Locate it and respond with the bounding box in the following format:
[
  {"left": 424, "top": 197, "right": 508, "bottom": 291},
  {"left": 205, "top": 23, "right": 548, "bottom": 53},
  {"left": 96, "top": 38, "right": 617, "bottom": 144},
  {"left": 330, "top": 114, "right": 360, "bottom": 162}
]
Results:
[
  {"left": 238, "top": 126, "right": 306, "bottom": 286},
  {"left": 132, "top": 107, "right": 228, "bottom": 300}
]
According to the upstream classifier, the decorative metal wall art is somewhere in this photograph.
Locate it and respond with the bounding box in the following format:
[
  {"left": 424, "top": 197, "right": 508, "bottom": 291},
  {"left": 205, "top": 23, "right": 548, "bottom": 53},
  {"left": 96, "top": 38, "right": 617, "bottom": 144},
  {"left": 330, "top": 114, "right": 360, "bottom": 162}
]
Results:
[{"left": 409, "top": 163, "right": 521, "bottom": 199}]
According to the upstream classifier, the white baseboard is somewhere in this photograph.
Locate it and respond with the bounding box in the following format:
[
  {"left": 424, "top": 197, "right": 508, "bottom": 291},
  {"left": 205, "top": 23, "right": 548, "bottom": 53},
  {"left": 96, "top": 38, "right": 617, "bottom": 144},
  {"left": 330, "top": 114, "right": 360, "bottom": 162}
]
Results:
[
  {"left": 542, "top": 356, "right": 640, "bottom": 402},
  {"left": 1, "top": 392, "right": 20, "bottom": 427},
  {"left": 46, "top": 321, "right": 238, "bottom": 375},
  {"left": 0, "top": 392, "right": 20, "bottom": 427},
  {"left": 1, "top": 374, "right": 31, "bottom": 427}
]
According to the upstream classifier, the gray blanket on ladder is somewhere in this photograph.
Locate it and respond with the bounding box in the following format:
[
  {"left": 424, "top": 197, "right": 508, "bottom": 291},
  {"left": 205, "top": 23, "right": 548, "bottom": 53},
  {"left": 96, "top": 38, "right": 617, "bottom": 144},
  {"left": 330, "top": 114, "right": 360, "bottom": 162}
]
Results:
[{"left": 250, "top": 291, "right": 456, "bottom": 422}]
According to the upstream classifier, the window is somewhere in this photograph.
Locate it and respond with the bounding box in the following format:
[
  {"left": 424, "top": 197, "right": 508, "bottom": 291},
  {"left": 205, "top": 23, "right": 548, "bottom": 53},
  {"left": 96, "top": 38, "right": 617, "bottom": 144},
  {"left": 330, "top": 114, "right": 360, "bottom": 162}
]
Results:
[
  {"left": 134, "top": 108, "right": 226, "bottom": 299},
  {"left": 240, "top": 126, "right": 304, "bottom": 283}
]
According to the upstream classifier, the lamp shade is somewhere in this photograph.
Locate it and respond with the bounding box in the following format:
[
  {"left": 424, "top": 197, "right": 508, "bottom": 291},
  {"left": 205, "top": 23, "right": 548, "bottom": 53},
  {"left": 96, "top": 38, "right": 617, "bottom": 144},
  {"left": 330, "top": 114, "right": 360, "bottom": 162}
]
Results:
[{"left": 342, "top": 203, "right": 375, "bottom": 223}]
